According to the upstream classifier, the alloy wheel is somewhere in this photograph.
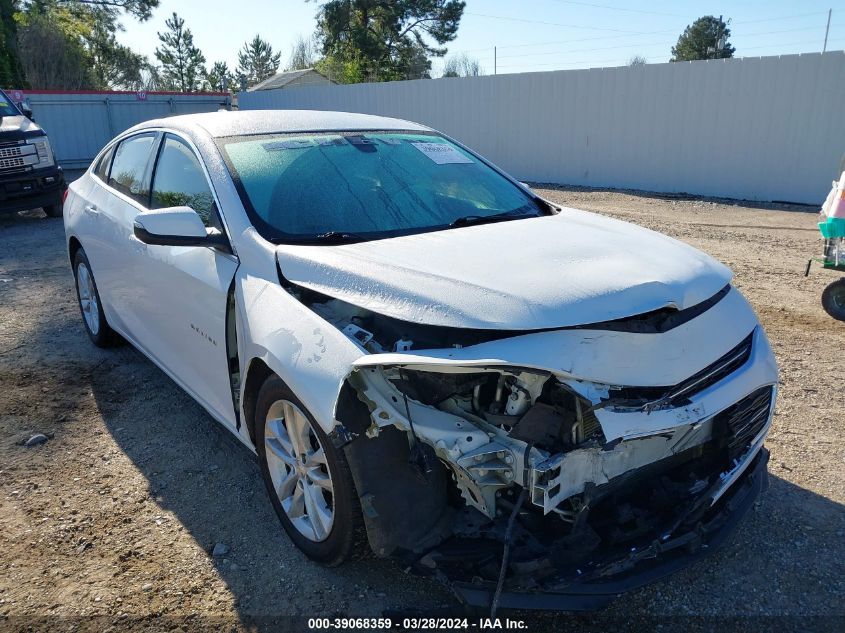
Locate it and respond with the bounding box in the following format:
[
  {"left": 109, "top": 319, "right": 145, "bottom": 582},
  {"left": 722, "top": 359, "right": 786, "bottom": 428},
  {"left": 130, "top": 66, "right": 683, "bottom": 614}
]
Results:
[
  {"left": 76, "top": 262, "right": 100, "bottom": 335},
  {"left": 264, "top": 400, "right": 335, "bottom": 542}
]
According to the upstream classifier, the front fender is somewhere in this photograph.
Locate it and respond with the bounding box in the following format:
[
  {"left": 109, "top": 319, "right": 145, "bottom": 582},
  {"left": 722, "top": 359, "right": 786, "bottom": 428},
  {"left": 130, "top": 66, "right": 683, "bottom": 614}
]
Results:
[{"left": 235, "top": 268, "right": 364, "bottom": 438}]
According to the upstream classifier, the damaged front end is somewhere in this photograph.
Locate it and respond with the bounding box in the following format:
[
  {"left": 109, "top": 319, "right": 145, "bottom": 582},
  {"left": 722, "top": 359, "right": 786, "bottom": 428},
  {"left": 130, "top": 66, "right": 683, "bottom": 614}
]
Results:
[{"left": 289, "top": 278, "right": 778, "bottom": 611}]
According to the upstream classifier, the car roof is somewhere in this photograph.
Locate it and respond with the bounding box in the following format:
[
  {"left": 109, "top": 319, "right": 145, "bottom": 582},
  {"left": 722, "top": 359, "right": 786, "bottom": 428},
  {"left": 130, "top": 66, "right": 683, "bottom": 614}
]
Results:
[{"left": 131, "top": 109, "right": 432, "bottom": 139}]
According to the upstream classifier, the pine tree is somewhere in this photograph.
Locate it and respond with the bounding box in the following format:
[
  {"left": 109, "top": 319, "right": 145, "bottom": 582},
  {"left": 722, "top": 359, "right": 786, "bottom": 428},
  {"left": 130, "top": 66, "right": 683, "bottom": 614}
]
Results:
[
  {"left": 316, "top": 0, "right": 465, "bottom": 82},
  {"left": 236, "top": 35, "right": 280, "bottom": 87},
  {"left": 155, "top": 12, "right": 207, "bottom": 92},
  {"left": 671, "top": 16, "right": 735, "bottom": 62},
  {"left": 205, "top": 61, "right": 232, "bottom": 92}
]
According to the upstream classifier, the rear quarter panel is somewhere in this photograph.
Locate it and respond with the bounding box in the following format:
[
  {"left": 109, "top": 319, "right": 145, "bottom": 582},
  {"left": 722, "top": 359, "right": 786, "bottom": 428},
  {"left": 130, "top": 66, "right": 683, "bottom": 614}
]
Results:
[{"left": 63, "top": 172, "right": 94, "bottom": 262}]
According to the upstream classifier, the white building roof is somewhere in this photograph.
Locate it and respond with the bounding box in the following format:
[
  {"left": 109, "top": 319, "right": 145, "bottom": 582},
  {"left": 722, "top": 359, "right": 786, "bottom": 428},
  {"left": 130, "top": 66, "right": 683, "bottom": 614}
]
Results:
[{"left": 249, "top": 68, "right": 335, "bottom": 91}]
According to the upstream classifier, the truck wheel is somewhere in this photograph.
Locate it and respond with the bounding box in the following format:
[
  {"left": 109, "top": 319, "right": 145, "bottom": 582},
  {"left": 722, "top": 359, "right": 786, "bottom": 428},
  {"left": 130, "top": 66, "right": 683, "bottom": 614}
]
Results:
[
  {"left": 43, "top": 203, "right": 62, "bottom": 218},
  {"left": 255, "top": 375, "right": 367, "bottom": 565},
  {"left": 73, "top": 248, "right": 119, "bottom": 347},
  {"left": 821, "top": 278, "right": 845, "bottom": 321}
]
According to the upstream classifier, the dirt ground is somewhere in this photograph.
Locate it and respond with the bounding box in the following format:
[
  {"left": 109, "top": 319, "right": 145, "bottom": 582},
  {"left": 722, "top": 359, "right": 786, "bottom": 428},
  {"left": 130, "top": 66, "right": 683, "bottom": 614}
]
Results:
[{"left": 0, "top": 186, "right": 843, "bottom": 632}]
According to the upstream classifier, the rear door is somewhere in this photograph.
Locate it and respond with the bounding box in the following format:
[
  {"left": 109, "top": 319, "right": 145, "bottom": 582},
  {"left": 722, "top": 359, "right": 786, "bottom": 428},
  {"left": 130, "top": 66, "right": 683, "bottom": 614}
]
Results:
[
  {"left": 83, "top": 132, "right": 158, "bottom": 336},
  {"left": 129, "top": 133, "right": 239, "bottom": 427}
]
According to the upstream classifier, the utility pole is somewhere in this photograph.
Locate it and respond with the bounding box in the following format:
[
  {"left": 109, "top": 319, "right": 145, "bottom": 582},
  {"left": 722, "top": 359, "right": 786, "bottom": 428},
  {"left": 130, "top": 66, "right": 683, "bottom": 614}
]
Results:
[
  {"left": 494, "top": 46, "right": 497, "bottom": 75},
  {"left": 715, "top": 15, "right": 724, "bottom": 59},
  {"left": 707, "top": 15, "right": 725, "bottom": 60},
  {"left": 823, "top": 8, "right": 832, "bottom": 53}
]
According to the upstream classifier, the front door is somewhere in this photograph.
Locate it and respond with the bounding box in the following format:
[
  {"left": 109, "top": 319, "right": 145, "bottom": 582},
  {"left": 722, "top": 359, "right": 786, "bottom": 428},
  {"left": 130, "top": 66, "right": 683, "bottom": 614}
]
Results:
[{"left": 129, "top": 134, "right": 239, "bottom": 427}]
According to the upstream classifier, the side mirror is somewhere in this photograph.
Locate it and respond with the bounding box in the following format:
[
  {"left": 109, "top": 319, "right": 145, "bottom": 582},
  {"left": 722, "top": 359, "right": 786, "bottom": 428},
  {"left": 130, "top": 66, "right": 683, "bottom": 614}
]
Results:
[
  {"left": 133, "top": 207, "right": 231, "bottom": 253},
  {"left": 20, "top": 103, "right": 34, "bottom": 121}
]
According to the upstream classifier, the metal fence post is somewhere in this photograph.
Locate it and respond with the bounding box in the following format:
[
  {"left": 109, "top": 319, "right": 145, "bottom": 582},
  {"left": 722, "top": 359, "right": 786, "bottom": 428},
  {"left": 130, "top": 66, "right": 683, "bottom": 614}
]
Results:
[{"left": 104, "top": 98, "right": 115, "bottom": 137}]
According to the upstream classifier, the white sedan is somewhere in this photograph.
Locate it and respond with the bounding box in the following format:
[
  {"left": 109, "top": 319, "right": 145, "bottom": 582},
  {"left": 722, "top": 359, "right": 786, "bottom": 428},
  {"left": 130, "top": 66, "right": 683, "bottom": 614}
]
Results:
[{"left": 64, "top": 111, "right": 778, "bottom": 611}]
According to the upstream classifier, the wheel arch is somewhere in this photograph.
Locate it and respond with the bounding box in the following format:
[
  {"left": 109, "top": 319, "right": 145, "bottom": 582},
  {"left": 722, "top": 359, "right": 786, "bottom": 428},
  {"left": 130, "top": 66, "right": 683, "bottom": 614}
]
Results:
[
  {"left": 241, "top": 357, "right": 275, "bottom": 447},
  {"left": 68, "top": 235, "right": 83, "bottom": 266}
]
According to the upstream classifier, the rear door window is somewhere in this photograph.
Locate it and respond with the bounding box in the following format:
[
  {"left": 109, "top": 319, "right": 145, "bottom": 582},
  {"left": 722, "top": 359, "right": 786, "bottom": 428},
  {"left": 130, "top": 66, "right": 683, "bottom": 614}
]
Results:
[{"left": 108, "top": 133, "right": 156, "bottom": 205}]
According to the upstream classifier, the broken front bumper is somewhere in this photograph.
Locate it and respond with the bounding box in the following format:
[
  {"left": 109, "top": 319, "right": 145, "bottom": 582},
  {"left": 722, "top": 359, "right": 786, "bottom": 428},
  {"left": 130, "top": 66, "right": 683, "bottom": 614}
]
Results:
[
  {"left": 339, "top": 288, "right": 777, "bottom": 612},
  {"left": 451, "top": 447, "right": 769, "bottom": 612}
]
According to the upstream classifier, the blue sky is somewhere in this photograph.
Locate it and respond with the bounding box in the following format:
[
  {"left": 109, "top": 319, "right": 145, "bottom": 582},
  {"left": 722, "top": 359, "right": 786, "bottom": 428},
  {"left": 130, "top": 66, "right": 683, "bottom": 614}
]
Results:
[{"left": 118, "top": 0, "right": 845, "bottom": 77}]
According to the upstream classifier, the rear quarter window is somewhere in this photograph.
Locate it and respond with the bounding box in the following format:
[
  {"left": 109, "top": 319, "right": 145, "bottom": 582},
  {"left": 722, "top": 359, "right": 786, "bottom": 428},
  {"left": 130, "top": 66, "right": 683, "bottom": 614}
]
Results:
[{"left": 94, "top": 145, "right": 115, "bottom": 181}]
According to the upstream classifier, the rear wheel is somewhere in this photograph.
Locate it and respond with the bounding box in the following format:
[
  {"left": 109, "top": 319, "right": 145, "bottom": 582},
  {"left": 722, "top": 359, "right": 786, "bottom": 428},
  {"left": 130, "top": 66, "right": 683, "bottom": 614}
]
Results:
[
  {"left": 821, "top": 278, "right": 845, "bottom": 321},
  {"left": 73, "top": 248, "right": 119, "bottom": 347},
  {"left": 255, "top": 375, "right": 366, "bottom": 565}
]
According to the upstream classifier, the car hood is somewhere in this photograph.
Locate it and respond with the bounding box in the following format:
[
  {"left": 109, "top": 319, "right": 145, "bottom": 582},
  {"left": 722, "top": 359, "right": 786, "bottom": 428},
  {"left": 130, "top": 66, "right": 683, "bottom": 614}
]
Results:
[
  {"left": 0, "top": 115, "right": 42, "bottom": 140},
  {"left": 275, "top": 207, "right": 733, "bottom": 330}
]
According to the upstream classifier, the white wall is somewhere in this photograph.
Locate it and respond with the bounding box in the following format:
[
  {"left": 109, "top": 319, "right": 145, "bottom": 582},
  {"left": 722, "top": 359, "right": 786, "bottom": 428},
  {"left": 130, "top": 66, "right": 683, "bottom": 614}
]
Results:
[{"left": 239, "top": 52, "right": 845, "bottom": 205}]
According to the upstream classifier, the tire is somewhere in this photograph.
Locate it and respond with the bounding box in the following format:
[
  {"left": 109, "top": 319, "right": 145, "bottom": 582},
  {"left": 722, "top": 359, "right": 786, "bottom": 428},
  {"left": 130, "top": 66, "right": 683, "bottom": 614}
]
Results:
[
  {"left": 43, "top": 203, "right": 63, "bottom": 218},
  {"left": 72, "top": 248, "right": 119, "bottom": 347},
  {"left": 255, "top": 375, "right": 366, "bottom": 565},
  {"left": 821, "top": 278, "right": 845, "bottom": 322}
]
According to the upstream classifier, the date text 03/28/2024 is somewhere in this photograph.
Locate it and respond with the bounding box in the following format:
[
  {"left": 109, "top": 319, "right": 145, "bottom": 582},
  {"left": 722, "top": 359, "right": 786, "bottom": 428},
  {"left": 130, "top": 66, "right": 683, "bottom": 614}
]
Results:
[{"left": 307, "top": 617, "right": 528, "bottom": 630}]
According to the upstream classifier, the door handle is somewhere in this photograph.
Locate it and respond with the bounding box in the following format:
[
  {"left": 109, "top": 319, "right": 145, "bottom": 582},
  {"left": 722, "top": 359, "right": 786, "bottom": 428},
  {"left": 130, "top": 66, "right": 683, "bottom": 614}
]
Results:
[{"left": 84, "top": 204, "right": 99, "bottom": 215}]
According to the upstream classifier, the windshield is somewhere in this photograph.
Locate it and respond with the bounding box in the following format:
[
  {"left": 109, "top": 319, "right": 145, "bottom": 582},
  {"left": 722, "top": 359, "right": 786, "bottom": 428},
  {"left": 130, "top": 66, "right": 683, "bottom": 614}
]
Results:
[
  {"left": 219, "top": 131, "right": 543, "bottom": 242},
  {"left": 0, "top": 92, "right": 21, "bottom": 117}
]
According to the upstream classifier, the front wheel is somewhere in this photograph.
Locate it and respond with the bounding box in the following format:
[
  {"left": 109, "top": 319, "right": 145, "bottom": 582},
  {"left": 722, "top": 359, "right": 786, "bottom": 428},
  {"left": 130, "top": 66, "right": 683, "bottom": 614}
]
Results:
[
  {"left": 255, "top": 375, "right": 366, "bottom": 565},
  {"left": 821, "top": 278, "right": 845, "bottom": 321}
]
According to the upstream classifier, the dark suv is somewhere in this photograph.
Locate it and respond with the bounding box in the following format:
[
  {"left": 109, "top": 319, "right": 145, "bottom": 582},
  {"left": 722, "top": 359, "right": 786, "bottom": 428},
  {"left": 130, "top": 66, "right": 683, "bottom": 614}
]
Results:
[{"left": 0, "top": 90, "right": 65, "bottom": 217}]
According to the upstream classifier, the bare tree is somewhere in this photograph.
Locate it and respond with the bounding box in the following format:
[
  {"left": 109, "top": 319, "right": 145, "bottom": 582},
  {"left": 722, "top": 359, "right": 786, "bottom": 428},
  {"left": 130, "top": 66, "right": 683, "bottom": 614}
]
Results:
[
  {"left": 286, "top": 35, "right": 315, "bottom": 71},
  {"left": 442, "top": 53, "right": 482, "bottom": 77},
  {"left": 628, "top": 55, "right": 647, "bottom": 66},
  {"left": 134, "top": 62, "right": 160, "bottom": 91}
]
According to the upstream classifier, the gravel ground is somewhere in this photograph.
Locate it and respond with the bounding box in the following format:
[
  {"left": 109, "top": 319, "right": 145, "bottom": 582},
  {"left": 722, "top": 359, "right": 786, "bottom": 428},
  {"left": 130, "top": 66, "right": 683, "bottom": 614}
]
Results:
[{"left": 0, "top": 187, "right": 843, "bottom": 632}]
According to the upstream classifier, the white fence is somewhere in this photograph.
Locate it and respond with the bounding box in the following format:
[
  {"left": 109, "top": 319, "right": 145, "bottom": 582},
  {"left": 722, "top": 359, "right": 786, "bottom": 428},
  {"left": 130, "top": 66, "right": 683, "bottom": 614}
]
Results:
[
  {"left": 16, "top": 90, "right": 230, "bottom": 169},
  {"left": 240, "top": 52, "right": 845, "bottom": 205}
]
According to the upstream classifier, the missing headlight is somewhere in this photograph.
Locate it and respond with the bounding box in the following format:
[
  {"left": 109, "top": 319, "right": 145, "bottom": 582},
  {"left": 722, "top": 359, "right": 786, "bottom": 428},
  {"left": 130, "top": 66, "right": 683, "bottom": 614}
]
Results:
[{"left": 385, "top": 367, "right": 604, "bottom": 453}]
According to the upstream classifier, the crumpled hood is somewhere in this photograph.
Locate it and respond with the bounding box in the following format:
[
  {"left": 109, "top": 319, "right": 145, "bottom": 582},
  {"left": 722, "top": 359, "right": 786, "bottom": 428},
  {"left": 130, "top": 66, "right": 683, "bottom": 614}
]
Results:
[{"left": 275, "top": 207, "right": 732, "bottom": 330}]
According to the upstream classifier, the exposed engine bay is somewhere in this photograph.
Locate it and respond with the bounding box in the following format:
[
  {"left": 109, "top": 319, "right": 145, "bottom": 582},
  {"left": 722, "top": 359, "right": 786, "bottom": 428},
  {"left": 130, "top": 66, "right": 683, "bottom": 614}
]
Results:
[{"left": 289, "top": 282, "right": 775, "bottom": 607}]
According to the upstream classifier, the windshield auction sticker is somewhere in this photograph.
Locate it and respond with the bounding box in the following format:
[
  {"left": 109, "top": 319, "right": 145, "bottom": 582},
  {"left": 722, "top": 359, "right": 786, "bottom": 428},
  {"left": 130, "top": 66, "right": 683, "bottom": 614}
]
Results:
[{"left": 412, "top": 141, "right": 474, "bottom": 164}]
